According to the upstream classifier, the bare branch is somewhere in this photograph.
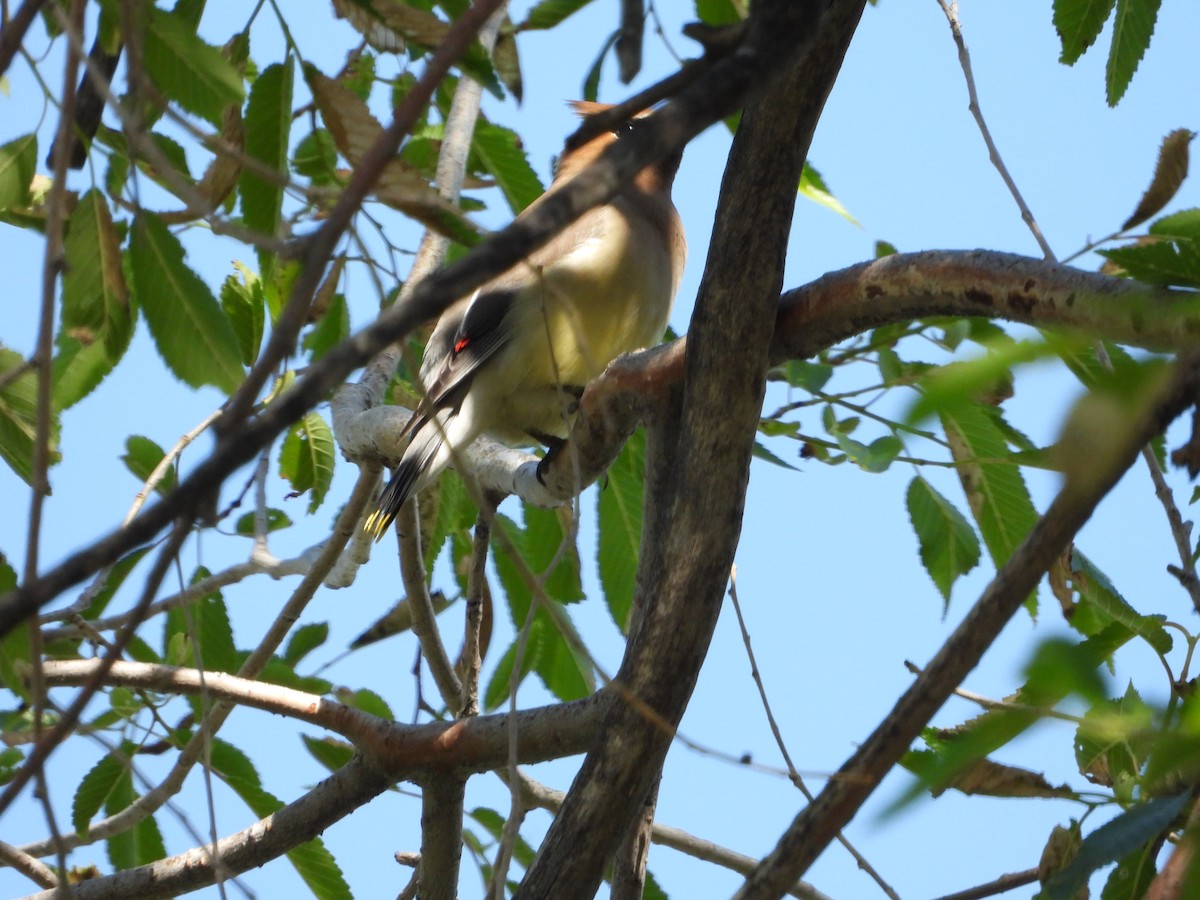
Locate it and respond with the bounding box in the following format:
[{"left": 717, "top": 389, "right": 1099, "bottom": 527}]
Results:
[
  {"left": 935, "top": 0, "right": 1056, "bottom": 261},
  {"left": 418, "top": 776, "right": 466, "bottom": 900}
]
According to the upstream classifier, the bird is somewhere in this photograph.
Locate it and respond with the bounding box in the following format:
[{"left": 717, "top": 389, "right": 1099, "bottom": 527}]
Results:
[{"left": 363, "top": 101, "right": 686, "bottom": 541}]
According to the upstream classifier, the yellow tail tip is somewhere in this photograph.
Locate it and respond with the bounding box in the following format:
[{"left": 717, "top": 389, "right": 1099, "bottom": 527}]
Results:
[{"left": 363, "top": 510, "right": 392, "bottom": 542}]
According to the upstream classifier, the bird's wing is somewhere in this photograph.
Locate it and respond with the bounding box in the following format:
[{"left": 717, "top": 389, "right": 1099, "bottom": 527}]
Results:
[{"left": 403, "top": 286, "right": 519, "bottom": 440}]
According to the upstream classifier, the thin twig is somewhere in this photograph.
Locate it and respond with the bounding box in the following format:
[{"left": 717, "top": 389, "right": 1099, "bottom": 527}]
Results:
[
  {"left": 935, "top": 0, "right": 1055, "bottom": 262},
  {"left": 930, "top": 867, "right": 1040, "bottom": 900},
  {"left": 396, "top": 496, "right": 463, "bottom": 706},
  {"left": 0, "top": 0, "right": 48, "bottom": 79},
  {"left": 460, "top": 496, "right": 496, "bottom": 717},
  {"left": 728, "top": 568, "right": 900, "bottom": 900}
]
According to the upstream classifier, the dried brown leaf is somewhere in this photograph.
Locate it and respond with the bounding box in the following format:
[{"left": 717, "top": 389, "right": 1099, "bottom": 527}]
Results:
[
  {"left": 307, "top": 69, "right": 480, "bottom": 243},
  {"left": 1123, "top": 128, "right": 1195, "bottom": 231}
]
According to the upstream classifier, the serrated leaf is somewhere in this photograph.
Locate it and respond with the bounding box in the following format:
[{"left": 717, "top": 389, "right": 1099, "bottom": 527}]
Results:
[
  {"left": 193, "top": 592, "right": 239, "bottom": 674},
  {"left": 307, "top": 67, "right": 481, "bottom": 244},
  {"left": 142, "top": 7, "right": 244, "bottom": 125},
  {"left": 940, "top": 402, "right": 1039, "bottom": 572},
  {"left": 598, "top": 429, "right": 644, "bottom": 632},
  {"left": 102, "top": 754, "right": 167, "bottom": 869},
  {"left": 1122, "top": 129, "right": 1194, "bottom": 230},
  {"left": 751, "top": 440, "right": 799, "bottom": 471},
  {"left": 1105, "top": 0, "right": 1162, "bottom": 106},
  {"left": 1074, "top": 683, "right": 1153, "bottom": 798},
  {"left": 240, "top": 59, "right": 294, "bottom": 240},
  {"left": 1069, "top": 550, "right": 1171, "bottom": 653},
  {"left": 209, "top": 738, "right": 352, "bottom": 899},
  {"left": 1054, "top": 0, "right": 1117, "bottom": 64},
  {"left": 73, "top": 753, "right": 127, "bottom": 840},
  {"left": 220, "top": 268, "right": 266, "bottom": 365},
  {"left": 279, "top": 411, "right": 335, "bottom": 514},
  {"left": 521, "top": 0, "right": 598, "bottom": 30},
  {"left": 52, "top": 329, "right": 133, "bottom": 412},
  {"left": 61, "top": 190, "right": 131, "bottom": 356},
  {"left": 129, "top": 213, "right": 245, "bottom": 393},
  {"left": 799, "top": 163, "right": 859, "bottom": 225},
  {"left": 906, "top": 476, "right": 981, "bottom": 606},
  {"left": 121, "top": 435, "right": 176, "bottom": 496},
  {"left": 1100, "top": 238, "right": 1200, "bottom": 289},
  {"left": 0, "top": 133, "right": 36, "bottom": 211},
  {"left": 0, "top": 345, "right": 60, "bottom": 485},
  {"left": 336, "top": 687, "right": 394, "bottom": 721},
  {"left": 1040, "top": 793, "right": 1188, "bottom": 899},
  {"left": 472, "top": 121, "right": 544, "bottom": 214}
]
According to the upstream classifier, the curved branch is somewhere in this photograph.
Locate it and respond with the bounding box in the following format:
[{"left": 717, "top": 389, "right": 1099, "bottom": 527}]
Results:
[{"left": 39, "top": 659, "right": 605, "bottom": 775}]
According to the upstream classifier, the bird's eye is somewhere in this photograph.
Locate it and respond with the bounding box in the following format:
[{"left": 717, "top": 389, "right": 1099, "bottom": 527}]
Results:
[{"left": 612, "top": 119, "right": 638, "bottom": 138}]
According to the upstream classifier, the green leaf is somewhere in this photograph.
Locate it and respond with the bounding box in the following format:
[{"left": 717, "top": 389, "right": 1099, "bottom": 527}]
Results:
[
  {"left": 1039, "top": 793, "right": 1188, "bottom": 899},
  {"left": 1069, "top": 550, "right": 1171, "bottom": 653},
  {"left": 778, "top": 360, "right": 833, "bottom": 393},
  {"left": 469, "top": 807, "right": 537, "bottom": 869},
  {"left": 240, "top": 59, "right": 295, "bottom": 239},
  {"left": 234, "top": 508, "right": 293, "bottom": 535},
  {"left": 279, "top": 412, "right": 336, "bottom": 514},
  {"left": 1054, "top": 0, "right": 1117, "bottom": 64},
  {"left": 337, "top": 687, "right": 394, "bottom": 720},
  {"left": 102, "top": 753, "right": 167, "bottom": 869},
  {"left": 940, "top": 402, "right": 1039, "bottom": 573},
  {"left": 130, "top": 213, "right": 245, "bottom": 393},
  {"left": 1105, "top": 0, "right": 1162, "bottom": 106},
  {"left": 220, "top": 268, "right": 266, "bottom": 366},
  {"left": 51, "top": 328, "right": 133, "bottom": 411},
  {"left": 799, "top": 163, "right": 859, "bottom": 225},
  {"left": 61, "top": 190, "right": 131, "bottom": 356},
  {"left": 301, "top": 294, "right": 350, "bottom": 362},
  {"left": 121, "top": 435, "right": 176, "bottom": 496},
  {"left": 1101, "top": 843, "right": 1159, "bottom": 900},
  {"left": 906, "top": 476, "right": 981, "bottom": 605},
  {"left": 472, "top": 121, "right": 544, "bottom": 214},
  {"left": 598, "top": 429, "right": 644, "bottom": 632},
  {"left": 521, "top": 0, "right": 597, "bottom": 30},
  {"left": 292, "top": 129, "right": 339, "bottom": 184},
  {"left": 0, "top": 345, "right": 58, "bottom": 485},
  {"left": 193, "top": 591, "right": 239, "bottom": 674},
  {"left": 301, "top": 734, "right": 355, "bottom": 773},
  {"left": 695, "top": 0, "right": 744, "bottom": 25},
  {"left": 1150, "top": 207, "right": 1200, "bottom": 240},
  {"left": 1101, "top": 238, "right": 1200, "bottom": 289},
  {"left": 0, "top": 556, "right": 29, "bottom": 701},
  {"left": 0, "top": 133, "right": 36, "bottom": 211},
  {"left": 1074, "top": 683, "right": 1153, "bottom": 802},
  {"left": 79, "top": 547, "right": 152, "bottom": 620},
  {"left": 752, "top": 440, "right": 799, "bottom": 471},
  {"left": 142, "top": 7, "right": 244, "bottom": 125},
  {"left": 210, "top": 738, "right": 352, "bottom": 899},
  {"left": 284, "top": 624, "right": 329, "bottom": 667},
  {"left": 581, "top": 31, "right": 618, "bottom": 102}
]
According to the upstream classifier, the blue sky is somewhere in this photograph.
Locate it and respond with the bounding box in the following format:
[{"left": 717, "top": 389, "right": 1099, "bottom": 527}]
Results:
[{"left": 3, "top": 2, "right": 1200, "bottom": 898}]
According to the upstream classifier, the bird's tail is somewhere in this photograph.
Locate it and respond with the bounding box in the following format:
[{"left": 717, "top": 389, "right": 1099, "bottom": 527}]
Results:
[{"left": 364, "top": 416, "right": 449, "bottom": 542}]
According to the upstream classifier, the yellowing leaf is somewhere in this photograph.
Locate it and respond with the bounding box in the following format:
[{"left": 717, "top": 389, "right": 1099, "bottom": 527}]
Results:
[{"left": 1122, "top": 128, "right": 1194, "bottom": 230}]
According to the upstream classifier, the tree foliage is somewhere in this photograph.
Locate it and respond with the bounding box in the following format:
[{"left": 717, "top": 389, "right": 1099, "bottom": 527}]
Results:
[{"left": 2, "top": 0, "right": 1200, "bottom": 898}]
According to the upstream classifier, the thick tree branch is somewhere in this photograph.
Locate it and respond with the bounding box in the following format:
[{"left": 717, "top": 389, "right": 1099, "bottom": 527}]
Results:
[
  {"left": 517, "top": 1, "right": 868, "bottom": 894},
  {"left": 732, "top": 352, "right": 1200, "bottom": 897},
  {"left": 38, "top": 659, "right": 605, "bottom": 774}
]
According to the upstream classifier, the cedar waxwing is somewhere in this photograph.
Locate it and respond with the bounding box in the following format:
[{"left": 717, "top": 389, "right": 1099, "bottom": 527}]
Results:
[{"left": 364, "top": 101, "right": 686, "bottom": 541}]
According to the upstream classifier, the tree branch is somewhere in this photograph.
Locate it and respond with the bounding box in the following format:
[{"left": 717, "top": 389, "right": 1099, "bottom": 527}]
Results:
[{"left": 516, "top": 1, "right": 868, "bottom": 894}]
